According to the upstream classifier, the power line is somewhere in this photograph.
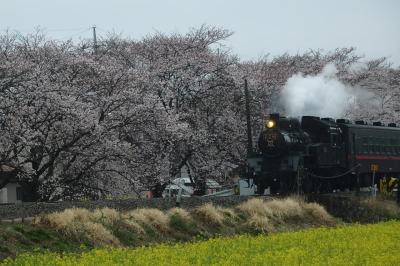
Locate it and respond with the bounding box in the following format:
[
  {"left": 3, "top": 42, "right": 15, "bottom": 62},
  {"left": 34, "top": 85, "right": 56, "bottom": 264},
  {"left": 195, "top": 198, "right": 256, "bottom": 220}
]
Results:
[
  {"left": 60, "top": 28, "right": 92, "bottom": 40},
  {"left": 0, "top": 27, "right": 94, "bottom": 42},
  {"left": 46, "top": 27, "right": 88, "bottom": 32},
  {"left": 95, "top": 27, "right": 108, "bottom": 33},
  {"left": 0, "top": 27, "right": 88, "bottom": 33}
]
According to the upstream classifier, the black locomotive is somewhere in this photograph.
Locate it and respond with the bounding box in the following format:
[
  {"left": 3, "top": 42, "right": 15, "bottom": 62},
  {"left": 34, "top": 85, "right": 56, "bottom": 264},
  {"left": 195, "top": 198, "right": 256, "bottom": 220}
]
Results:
[{"left": 248, "top": 113, "right": 400, "bottom": 194}]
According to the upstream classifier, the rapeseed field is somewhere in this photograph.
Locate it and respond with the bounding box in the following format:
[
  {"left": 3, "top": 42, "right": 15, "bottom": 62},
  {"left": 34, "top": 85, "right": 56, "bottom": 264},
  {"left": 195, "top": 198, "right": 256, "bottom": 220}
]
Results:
[{"left": 1, "top": 220, "right": 399, "bottom": 266}]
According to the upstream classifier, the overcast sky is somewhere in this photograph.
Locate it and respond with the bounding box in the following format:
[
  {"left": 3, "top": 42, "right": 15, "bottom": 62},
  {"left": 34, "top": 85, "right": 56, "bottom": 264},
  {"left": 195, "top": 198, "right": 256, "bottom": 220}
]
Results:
[{"left": 1, "top": 0, "right": 399, "bottom": 65}]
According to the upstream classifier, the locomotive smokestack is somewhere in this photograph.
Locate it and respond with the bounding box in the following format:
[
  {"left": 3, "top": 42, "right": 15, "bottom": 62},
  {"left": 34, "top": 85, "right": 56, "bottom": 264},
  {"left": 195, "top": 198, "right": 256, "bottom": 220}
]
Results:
[{"left": 244, "top": 78, "right": 253, "bottom": 155}]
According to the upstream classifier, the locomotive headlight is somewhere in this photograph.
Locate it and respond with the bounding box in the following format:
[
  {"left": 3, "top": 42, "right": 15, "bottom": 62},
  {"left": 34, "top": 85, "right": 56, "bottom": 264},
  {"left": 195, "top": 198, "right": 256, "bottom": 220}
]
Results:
[{"left": 266, "top": 120, "right": 275, "bottom": 129}]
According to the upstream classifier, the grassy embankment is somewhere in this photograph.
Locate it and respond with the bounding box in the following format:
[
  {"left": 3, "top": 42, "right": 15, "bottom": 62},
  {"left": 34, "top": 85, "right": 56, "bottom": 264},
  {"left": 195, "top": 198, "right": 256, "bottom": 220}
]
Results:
[
  {"left": 1, "top": 195, "right": 400, "bottom": 263},
  {"left": 0, "top": 197, "right": 335, "bottom": 260}
]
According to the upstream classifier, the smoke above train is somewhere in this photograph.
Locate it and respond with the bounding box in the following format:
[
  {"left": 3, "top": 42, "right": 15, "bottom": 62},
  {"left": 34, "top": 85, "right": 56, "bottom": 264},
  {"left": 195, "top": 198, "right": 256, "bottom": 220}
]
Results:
[{"left": 279, "top": 63, "right": 373, "bottom": 119}]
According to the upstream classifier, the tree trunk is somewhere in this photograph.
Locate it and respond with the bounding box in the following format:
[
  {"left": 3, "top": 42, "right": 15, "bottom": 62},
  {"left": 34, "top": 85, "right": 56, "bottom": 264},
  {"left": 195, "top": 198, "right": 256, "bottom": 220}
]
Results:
[{"left": 19, "top": 180, "right": 41, "bottom": 202}]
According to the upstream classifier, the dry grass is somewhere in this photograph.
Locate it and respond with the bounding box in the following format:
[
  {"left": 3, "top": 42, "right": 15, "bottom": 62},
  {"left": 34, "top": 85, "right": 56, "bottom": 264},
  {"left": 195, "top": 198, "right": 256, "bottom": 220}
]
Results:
[
  {"left": 302, "top": 202, "right": 333, "bottom": 223},
  {"left": 237, "top": 198, "right": 273, "bottom": 218},
  {"left": 167, "top": 208, "right": 192, "bottom": 222},
  {"left": 92, "top": 208, "right": 120, "bottom": 225},
  {"left": 218, "top": 207, "right": 236, "bottom": 221},
  {"left": 81, "top": 221, "right": 120, "bottom": 246},
  {"left": 237, "top": 198, "right": 275, "bottom": 232},
  {"left": 247, "top": 214, "right": 274, "bottom": 232},
  {"left": 194, "top": 203, "right": 225, "bottom": 225},
  {"left": 36, "top": 208, "right": 119, "bottom": 245},
  {"left": 265, "top": 198, "right": 304, "bottom": 219},
  {"left": 35, "top": 197, "right": 336, "bottom": 247},
  {"left": 125, "top": 208, "right": 170, "bottom": 232},
  {"left": 37, "top": 208, "right": 92, "bottom": 232},
  {"left": 120, "top": 218, "right": 145, "bottom": 234},
  {"left": 236, "top": 197, "right": 334, "bottom": 231}
]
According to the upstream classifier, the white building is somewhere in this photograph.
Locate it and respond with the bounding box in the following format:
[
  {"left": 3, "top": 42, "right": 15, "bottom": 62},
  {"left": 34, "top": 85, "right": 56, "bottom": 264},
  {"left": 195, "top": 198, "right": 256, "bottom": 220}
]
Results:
[
  {"left": 162, "top": 177, "right": 223, "bottom": 198},
  {"left": 0, "top": 165, "right": 23, "bottom": 204}
]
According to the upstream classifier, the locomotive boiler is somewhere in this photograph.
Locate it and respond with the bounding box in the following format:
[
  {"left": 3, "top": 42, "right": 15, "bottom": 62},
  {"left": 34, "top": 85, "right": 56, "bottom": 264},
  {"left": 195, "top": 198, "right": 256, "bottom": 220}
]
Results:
[{"left": 248, "top": 113, "right": 400, "bottom": 195}]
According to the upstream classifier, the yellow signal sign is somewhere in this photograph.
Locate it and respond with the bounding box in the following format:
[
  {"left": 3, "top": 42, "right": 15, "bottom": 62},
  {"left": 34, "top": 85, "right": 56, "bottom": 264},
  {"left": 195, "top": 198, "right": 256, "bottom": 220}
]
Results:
[{"left": 370, "top": 164, "right": 379, "bottom": 173}]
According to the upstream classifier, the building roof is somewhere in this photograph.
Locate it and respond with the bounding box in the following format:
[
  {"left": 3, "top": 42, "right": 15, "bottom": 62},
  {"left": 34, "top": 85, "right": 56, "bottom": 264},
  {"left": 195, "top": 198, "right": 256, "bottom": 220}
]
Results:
[
  {"left": 205, "top": 179, "right": 222, "bottom": 189},
  {"left": 0, "top": 165, "right": 17, "bottom": 184},
  {"left": 1, "top": 165, "right": 15, "bottom": 173}
]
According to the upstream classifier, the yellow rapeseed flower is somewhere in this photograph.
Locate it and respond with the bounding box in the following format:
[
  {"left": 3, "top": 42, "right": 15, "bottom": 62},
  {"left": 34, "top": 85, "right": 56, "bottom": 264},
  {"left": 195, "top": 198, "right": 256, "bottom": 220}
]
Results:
[{"left": 1, "top": 221, "right": 400, "bottom": 266}]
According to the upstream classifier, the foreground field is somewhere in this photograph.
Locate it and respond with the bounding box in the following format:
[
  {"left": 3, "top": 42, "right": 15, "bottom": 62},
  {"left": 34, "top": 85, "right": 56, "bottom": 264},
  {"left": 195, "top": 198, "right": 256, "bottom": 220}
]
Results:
[{"left": 2, "top": 220, "right": 399, "bottom": 266}]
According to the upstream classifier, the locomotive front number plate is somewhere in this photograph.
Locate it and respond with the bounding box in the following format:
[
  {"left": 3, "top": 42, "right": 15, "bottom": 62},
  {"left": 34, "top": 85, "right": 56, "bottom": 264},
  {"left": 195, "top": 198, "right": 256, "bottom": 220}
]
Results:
[
  {"left": 267, "top": 133, "right": 277, "bottom": 147},
  {"left": 370, "top": 164, "right": 379, "bottom": 173}
]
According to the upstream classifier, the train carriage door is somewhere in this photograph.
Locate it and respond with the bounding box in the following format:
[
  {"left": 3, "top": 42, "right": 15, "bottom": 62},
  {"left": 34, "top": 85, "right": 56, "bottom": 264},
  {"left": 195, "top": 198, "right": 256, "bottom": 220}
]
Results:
[
  {"left": 330, "top": 133, "right": 339, "bottom": 147},
  {"left": 328, "top": 131, "right": 341, "bottom": 166}
]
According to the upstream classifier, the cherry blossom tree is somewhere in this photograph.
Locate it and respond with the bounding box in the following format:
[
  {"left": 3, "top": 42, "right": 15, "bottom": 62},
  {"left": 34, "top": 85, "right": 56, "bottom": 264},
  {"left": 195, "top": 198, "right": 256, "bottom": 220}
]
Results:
[{"left": 1, "top": 27, "right": 399, "bottom": 201}]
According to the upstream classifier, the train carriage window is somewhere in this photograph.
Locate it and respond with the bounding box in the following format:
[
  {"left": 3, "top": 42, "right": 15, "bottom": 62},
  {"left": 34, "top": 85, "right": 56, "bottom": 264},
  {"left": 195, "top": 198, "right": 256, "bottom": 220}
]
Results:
[
  {"left": 369, "top": 143, "right": 374, "bottom": 153},
  {"left": 388, "top": 138, "right": 394, "bottom": 154},
  {"left": 383, "top": 138, "right": 389, "bottom": 153},
  {"left": 381, "top": 138, "right": 386, "bottom": 154},
  {"left": 376, "top": 138, "right": 382, "bottom": 154},
  {"left": 370, "top": 145, "right": 375, "bottom": 153},
  {"left": 386, "top": 139, "right": 391, "bottom": 154},
  {"left": 368, "top": 136, "right": 374, "bottom": 154},
  {"left": 378, "top": 139, "right": 381, "bottom": 154},
  {"left": 361, "top": 137, "right": 368, "bottom": 154},
  {"left": 398, "top": 140, "right": 400, "bottom": 155}
]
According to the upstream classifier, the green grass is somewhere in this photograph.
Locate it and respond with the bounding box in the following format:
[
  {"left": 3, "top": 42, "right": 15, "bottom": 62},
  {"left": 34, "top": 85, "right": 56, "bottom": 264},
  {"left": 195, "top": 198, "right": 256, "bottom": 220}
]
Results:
[
  {"left": 0, "top": 222, "right": 82, "bottom": 260},
  {"left": 2, "top": 221, "right": 399, "bottom": 266}
]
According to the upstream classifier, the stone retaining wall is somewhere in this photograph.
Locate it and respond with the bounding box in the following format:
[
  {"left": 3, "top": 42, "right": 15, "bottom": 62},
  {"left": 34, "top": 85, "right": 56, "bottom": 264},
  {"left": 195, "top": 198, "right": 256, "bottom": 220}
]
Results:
[{"left": 0, "top": 196, "right": 260, "bottom": 221}]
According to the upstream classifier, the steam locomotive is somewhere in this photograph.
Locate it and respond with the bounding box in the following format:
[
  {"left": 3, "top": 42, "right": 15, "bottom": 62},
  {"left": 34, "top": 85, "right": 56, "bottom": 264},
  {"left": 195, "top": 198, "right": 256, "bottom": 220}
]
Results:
[{"left": 248, "top": 113, "right": 400, "bottom": 194}]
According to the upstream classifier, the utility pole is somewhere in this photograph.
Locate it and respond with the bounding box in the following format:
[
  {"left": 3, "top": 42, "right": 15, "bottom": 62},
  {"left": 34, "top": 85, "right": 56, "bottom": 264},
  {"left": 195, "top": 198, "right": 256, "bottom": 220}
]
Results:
[{"left": 92, "top": 25, "right": 97, "bottom": 54}]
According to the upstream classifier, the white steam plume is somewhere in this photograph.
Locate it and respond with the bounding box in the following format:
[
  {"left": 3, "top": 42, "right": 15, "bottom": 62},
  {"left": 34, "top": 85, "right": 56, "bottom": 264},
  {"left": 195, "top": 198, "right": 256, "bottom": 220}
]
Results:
[{"left": 280, "top": 64, "right": 354, "bottom": 118}]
